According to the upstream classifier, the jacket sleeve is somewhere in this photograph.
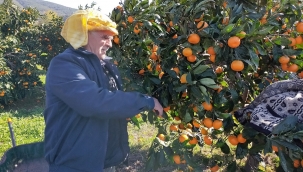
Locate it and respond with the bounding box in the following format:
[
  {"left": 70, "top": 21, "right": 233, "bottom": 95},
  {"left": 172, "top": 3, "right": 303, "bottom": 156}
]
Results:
[{"left": 46, "top": 54, "right": 155, "bottom": 119}]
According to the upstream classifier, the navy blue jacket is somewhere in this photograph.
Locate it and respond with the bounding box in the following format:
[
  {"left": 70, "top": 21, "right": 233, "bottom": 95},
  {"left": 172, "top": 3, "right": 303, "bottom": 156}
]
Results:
[{"left": 43, "top": 47, "right": 154, "bottom": 172}]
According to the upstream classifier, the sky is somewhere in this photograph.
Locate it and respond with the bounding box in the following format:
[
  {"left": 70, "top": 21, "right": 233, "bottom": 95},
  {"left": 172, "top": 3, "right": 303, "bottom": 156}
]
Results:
[{"left": 43, "top": 0, "right": 121, "bottom": 15}]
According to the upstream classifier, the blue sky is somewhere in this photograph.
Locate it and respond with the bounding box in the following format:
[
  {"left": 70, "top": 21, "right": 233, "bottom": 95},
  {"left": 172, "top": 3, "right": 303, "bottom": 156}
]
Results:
[{"left": 43, "top": 0, "right": 121, "bottom": 14}]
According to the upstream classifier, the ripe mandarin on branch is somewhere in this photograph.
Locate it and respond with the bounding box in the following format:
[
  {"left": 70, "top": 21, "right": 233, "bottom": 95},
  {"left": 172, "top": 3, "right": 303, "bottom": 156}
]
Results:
[
  {"left": 189, "top": 137, "right": 198, "bottom": 145},
  {"left": 188, "top": 33, "right": 200, "bottom": 44},
  {"left": 210, "top": 164, "right": 219, "bottom": 172},
  {"left": 158, "top": 134, "right": 165, "bottom": 141},
  {"left": 187, "top": 54, "right": 197, "bottom": 62},
  {"left": 231, "top": 60, "right": 244, "bottom": 71},
  {"left": 207, "top": 46, "right": 216, "bottom": 55},
  {"left": 200, "top": 127, "right": 208, "bottom": 135},
  {"left": 127, "top": 16, "right": 134, "bottom": 23},
  {"left": 204, "top": 136, "right": 212, "bottom": 145},
  {"left": 228, "top": 135, "right": 239, "bottom": 145},
  {"left": 182, "top": 47, "right": 193, "bottom": 57},
  {"left": 197, "top": 21, "right": 208, "bottom": 30},
  {"left": 227, "top": 36, "right": 241, "bottom": 48},
  {"left": 203, "top": 118, "right": 213, "bottom": 128},
  {"left": 278, "top": 56, "right": 290, "bottom": 64},
  {"left": 170, "top": 124, "right": 178, "bottom": 131},
  {"left": 180, "top": 74, "right": 187, "bottom": 83},
  {"left": 173, "top": 154, "right": 181, "bottom": 164},
  {"left": 237, "top": 133, "right": 246, "bottom": 143},
  {"left": 179, "top": 134, "right": 189, "bottom": 143},
  {"left": 202, "top": 102, "right": 213, "bottom": 111},
  {"left": 213, "top": 120, "right": 223, "bottom": 130},
  {"left": 296, "top": 22, "right": 303, "bottom": 33}
]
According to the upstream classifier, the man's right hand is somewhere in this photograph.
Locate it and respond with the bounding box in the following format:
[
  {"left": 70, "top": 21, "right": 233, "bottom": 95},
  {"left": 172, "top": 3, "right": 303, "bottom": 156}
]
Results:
[{"left": 153, "top": 98, "right": 163, "bottom": 117}]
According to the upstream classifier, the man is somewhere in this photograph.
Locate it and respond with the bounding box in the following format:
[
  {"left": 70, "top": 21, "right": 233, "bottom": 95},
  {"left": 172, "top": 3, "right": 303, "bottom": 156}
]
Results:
[{"left": 43, "top": 9, "right": 163, "bottom": 172}]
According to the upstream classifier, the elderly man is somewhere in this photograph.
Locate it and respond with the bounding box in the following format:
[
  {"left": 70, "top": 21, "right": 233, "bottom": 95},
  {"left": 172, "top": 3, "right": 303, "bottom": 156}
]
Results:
[{"left": 43, "top": 9, "right": 163, "bottom": 172}]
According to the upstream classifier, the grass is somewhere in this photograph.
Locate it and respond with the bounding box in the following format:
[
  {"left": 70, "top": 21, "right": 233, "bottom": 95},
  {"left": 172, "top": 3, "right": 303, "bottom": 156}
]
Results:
[{"left": 0, "top": 88, "right": 45, "bottom": 158}]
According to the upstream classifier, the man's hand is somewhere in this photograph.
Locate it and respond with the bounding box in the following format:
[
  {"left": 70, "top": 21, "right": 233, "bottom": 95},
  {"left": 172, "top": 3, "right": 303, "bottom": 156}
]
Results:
[{"left": 153, "top": 98, "right": 163, "bottom": 117}]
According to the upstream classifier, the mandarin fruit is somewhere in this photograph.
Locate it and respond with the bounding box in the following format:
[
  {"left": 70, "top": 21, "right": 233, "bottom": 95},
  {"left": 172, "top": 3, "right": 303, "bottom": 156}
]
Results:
[
  {"left": 294, "top": 159, "right": 300, "bottom": 168},
  {"left": 127, "top": 16, "right": 134, "bottom": 23},
  {"left": 278, "top": 56, "right": 290, "bottom": 64},
  {"left": 203, "top": 118, "right": 213, "bottom": 128},
  {"left": 170, "top": 124, "right": 178, "bottom": 131},
  {"left": 288, "top": 64, "right": 299, "bottom": 72},
  {"left": 210, "top": 164, "right": 219, "bottom": 172},
  {"left": 202, "top": 102, "right": 213, "bottom": 111},
  {"left": 187, "top": 54, "right": 197, "bottom": 62},
  {"left": 289, "top": 37, "right": 297, "bottom": 46},
  {"left": 228, "top": 135, "right": 239, "bottom": 145},
  {"left": 182, "top": 47, "right": 193, "bottom": 57},
  {"left": 228, "top": 36, "right": 241, "bottom": 48},
  {"left": 192, "top": 120, "right": 200, "bottom": 128},
  {"left": 237, "top": 133, "right": 246, "bottom": 143},
  {"left": 215, "top": 66, "right": 223, "bottom": 74},
  {"left": 231, "top": 60, "right": 244, "bottom": 71},
  {"left": 173, "top": 154, "right": 181, "bottom": 164},
  {"left": 180, "top": 74, "right": 188, "bottom": 83},
  {"left": 139, "top": 69, "right": 145, "bottom": 75},
  {"left": 197, "top": 21, "right": 208, "bottom": 30},
  {"left": 179, "top": 134, "right": 189, "bottom": 143},
  {"left": 209, "top": 54, "right": 216, "bottom": 63},
  {"left": 207, "top": 46, "right": 216, "bottom": 55},
  {"left": 188, "top": 33, "right": 200, "bottom": 44},
  {"left": 213, "top": 120, "right": 223, "bottom": 130},
  {"left": 296, "top": 22, "right": 303, "bottom": 33},
  {"left": 200, "top": 127, "right": 208, "bottom": 135},
  {"left": 204, "top": 136, "right": 212, "bottom": 145},
  {"left": 272, "top": 145, "right": 278, "bottom": 152},
  {"left": 158, "top": 134, "right": 165, "bottom": 141},
  {"left": 189, "top": 137, "right": 198, "bottom": 145}
]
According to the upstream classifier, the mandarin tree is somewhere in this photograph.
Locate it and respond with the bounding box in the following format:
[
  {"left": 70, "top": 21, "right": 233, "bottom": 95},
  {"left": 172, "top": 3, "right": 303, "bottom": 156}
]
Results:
[
  {"left": 0, "top": 1, "right": 44, "bottom": 108},
  {"left": 108, "top": 0, "right": 303, "bottom": 171}
]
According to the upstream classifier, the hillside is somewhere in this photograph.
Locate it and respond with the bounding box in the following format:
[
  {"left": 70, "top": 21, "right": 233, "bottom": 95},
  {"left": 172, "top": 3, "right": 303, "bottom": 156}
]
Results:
[{"left": 0, "top": 0, "right": 77, "bottom": 18}]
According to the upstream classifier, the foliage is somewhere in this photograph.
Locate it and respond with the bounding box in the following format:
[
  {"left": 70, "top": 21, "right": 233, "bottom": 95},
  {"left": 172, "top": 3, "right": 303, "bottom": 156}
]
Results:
[
  {"left": 108, "top": 0, "right": 303, "bottom": 171},
  {"left": 0, "top": 0, "right": 68, "bottom": 110}
]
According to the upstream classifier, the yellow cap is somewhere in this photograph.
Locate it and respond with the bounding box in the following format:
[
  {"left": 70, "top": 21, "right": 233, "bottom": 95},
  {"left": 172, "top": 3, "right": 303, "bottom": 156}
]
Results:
[{"left": 61, "top": 9, "right": 118, "bottom": 49}]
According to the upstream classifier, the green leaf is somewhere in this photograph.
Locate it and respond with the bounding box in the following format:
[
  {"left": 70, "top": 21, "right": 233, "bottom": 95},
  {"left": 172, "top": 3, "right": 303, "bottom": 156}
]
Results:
[
  {"left": 199, "top": 85, "right": 208, "bottom": 96},
  {"left": 184, "top": 111, "right": 192, "bottom": 123},
  {"left": 149, "top": 77, "right": 161, "bottom": 85},
  {"left": 174, "top": 85, "right": 187, "bottom": 92},
  {"left": 242, "top": 126, "right": 259, "bottom": 139},
  {"left": 271, "top": 116, "right": 298, "bottom": 135},
  {"left": 216, "top": 112, "right": 231, "bottom": 119},
  {"left": 199, "top": 78, "right": 216, "bottom": 86},
  {"left": 226, "top": 161, "right": 237, "bottom": 171},
  {"left": 236, "top": 143, "right": 248, "bottom": 159},
  {"left": 145, "top": 152, "right": 156, "bottom": 171},
  {"left": 278, "top": 150, "right": 294, "bottom": 172},
  {"left": 272, "top": 139, "right": 302, "bottom": 152},
  {"left": 264, "top": 139, "right": 272, "bottom": 154},
  {"left": 220, "top": 142, "right": 231, "bottom": 154},
  {"left": 223, "top": 115, "right": 234, "bottom": 132},
  {"left": 148, "top": 111, "right": 154, "bottom": 124},
  {"left": 131, "top": 116, "right": 141, "bottom": 129},
  {"left": 186, "top": 73, "right": 193, "bottom": 84},
  {"left": 221, "top": 24, "right": 235, "bottom": 34},
  {"left": 282, "top": 49, "right": 303, "bottom": 56},
  {"left": 156, "top": 149, "right": 166, "bottom": 166},
  {"left": 273, "top": 37, "right": 291, "bottom": 46},
  {"left": 256, "top": 26, "right": 274, "bottom": 35},
  {"left": 193, "top": 65, "right": 209, "bottom": 74},
  {"left": 191, "top": 86, "right": 204, "bottom": 99}
]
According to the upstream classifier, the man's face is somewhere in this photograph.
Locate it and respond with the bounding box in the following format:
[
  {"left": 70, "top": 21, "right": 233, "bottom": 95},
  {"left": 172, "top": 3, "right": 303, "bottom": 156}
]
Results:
[{"left": 86, "top": 30, "right": 114, "bottom": 59}]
